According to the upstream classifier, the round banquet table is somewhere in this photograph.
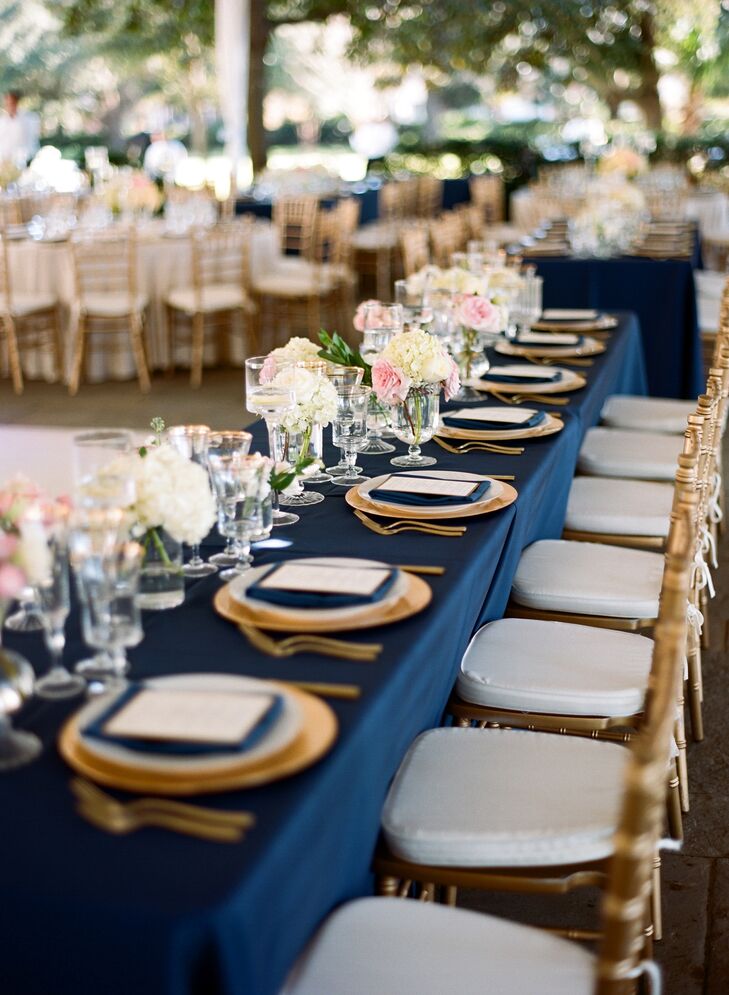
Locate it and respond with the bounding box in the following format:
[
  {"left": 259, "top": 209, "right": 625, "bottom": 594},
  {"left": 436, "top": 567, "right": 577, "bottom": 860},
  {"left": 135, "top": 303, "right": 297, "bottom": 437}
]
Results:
[{"left": 6, "top": 221, "right": 280, "bottom": 383}]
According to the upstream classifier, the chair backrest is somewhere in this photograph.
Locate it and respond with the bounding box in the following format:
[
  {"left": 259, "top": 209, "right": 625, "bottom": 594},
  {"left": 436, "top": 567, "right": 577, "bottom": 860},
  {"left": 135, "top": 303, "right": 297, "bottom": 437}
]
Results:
[
  {"left": 71, "top": 230, "right": 138, "bottom": 305},
  {"left": 596, "top": 493, "right": 695, "bottom": 994},
  {"left": 399, "top": 225, "right": 430, "bottom": 277},
  {"left": 380, "top": 182, "right": 406, "bottom": 222},
  {"left": 316, "top": 198, "right": 360, "bottom": 268},
  {"left": 0, "top": 195, "right": 22, "bottom": 227},
  {"left": 469, "top": 175, "right": 504, "bottom": 223},
  {"left": 272, "top": 196, "right": 319, "bottom": 260},
  {"left": 416, "top": 176, "right": 442, "bottom": 219},
  {"left": 190, "top": 219, "right": 254, "bottom": 299},
  {"left": 429, "top": 213, "right": 463, "bottom": 267}
]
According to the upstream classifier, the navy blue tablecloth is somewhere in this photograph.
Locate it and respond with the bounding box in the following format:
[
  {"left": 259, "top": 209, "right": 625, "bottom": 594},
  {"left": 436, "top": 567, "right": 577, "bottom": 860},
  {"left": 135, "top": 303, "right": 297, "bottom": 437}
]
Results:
[
  {"left": 525, "top": 255, "right": 702, "bottom": 400},
  {"left": 0, "top": 314, "right": 646, "bottom": 995}
]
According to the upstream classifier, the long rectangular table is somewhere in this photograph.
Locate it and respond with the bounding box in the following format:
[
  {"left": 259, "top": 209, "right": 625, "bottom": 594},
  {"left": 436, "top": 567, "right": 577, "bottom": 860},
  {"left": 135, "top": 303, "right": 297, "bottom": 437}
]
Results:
[{"left": 1, "top": 314, "right": 647, "bottom": 995}]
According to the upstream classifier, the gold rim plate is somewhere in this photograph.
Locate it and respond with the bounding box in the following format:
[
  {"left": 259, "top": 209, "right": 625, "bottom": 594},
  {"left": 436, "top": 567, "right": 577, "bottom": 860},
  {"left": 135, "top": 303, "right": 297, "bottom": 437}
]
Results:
[
  {"left": 436, "top": 412, "right": 564, "bottom": 441},
  {"left": 346, "top": 472, "right": 518, "bottom": 521},
  {"left": 531, "top": 315, "right": 618, "bottom": 333}
]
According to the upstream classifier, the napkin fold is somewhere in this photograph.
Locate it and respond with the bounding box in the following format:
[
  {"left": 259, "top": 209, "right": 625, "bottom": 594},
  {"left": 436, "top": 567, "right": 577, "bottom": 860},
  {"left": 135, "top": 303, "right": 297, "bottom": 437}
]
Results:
[
  {"left": 83, "top": 684, "right": 284, "bottom": 756},
  {"left": 246, "top": 564, "right": 398, "bottom": 608},
  {"left": 482, "top": 369, "right": 563, "bottom": 385},
  {"left": 369, "top": 476, "right": 492, "bottom": 507},
  {"left": 514, "top": 334, "right": 584, "bottom": 348},
  {"left": 442, "top": 410, "right": 546, "bottom": 431}
]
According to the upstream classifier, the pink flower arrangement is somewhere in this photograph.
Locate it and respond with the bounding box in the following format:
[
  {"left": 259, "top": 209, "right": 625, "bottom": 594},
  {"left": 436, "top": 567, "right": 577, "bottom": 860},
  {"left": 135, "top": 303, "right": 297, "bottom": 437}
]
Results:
[
  {"left": 443, "top": 357, "right": 460, "bottom": 402},
  {"left": 371, "top": 358, "right": 412, "bottom": 404},
  {"left": 353, "top": 299, "right": 388, "bottom": 333},
  {"left": 456, "top": 293, "right": 504, "bottom": 334},
  {"left": 0, "top": 478, "right": 40, "bottom": 601}
]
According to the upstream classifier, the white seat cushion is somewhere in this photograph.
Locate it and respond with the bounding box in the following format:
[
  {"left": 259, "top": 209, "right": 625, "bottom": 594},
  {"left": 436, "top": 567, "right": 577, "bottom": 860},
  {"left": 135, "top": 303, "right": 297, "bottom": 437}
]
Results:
[
  {"left": 281, "top": 897, "right": 595, "bottom": 995},
  {"left": 253, "top": 260, "right": 339, "bottom": 297},
  {"left": 166, "top": 283, "right": 251, "bottom": 314},
  {"left": 695, "top": 270, "right": 726, "bottom": 334},
  {"left": 511, "top": 539, "right": 664, "bottom": 618},
  {"left": 578, "top": 427, "right": 681, "bottom": 479},
  {"left": 81, "top": 291, "right": 148, "bottom": 317},
  {"left": 600, "top": 395, "right": 694, "bottom": 434},
  {"left": 458, "top": 618, "right": 653, "bottom": 716},
  {"left": 565, "top": 476, "right": 674, "bottom": 537},
  {"left": 1, "top": 292, "right": 57, "bottom": 316},
  {"left": 381, "top": 727, "right": 628, "bottom": 866}
]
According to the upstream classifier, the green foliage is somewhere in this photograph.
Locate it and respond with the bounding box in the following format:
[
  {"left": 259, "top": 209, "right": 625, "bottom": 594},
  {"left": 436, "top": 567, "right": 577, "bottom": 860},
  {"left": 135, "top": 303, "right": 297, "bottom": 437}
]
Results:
[
  {"left": 317, "top": 329, "right": 371, "bottom": 386},
  {"left": 270, "top": 456, "right": 316, "bottom": 494}
]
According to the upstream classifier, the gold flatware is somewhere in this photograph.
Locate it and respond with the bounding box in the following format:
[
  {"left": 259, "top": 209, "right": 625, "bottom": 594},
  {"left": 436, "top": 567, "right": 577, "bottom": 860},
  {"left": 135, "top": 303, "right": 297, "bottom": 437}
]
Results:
[
  {"left": 522, "top": 353, "right": 594, "bottom": 368},
  {"left": 391, "top": 564, "right": 446, "bottom": 575},
  {"left": 286, "top": 681, "right": 362, "bottom": 700},
  {"left": 490, "top": 390, "right": 570, "bottom": 407},
  {"left": 433, "top": 437, "right": 524, "bottom": 455},
  {"left": 239, "top": 623, "right": 382, "bottom": 661},
  {"left": 76, "top": 800, "right": 245, "bottom": 842},
  {"left": 71, "top": 778, "right": 255, "bottom": 829},
  {"left": 353, "top": 510, "right": 466, "bottom": 537}
]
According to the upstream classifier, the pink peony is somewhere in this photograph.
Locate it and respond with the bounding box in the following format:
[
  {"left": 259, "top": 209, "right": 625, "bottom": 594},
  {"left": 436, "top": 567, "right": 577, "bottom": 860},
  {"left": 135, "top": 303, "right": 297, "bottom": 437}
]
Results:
[
  {"left": 456, "top": 294, "right": 502, "bottom": 333},
  {"left": 0, "top": 562, "right": 25, "bottom": 599},
  {"left": 353, "top": 299, "right": 385, "bottom": 333},
  {"left": 371, "top": 358, "right": 412, "bottom": 404},
  {"left": 443, "top": 357, "right": 461, "bottom": 402},
  {"left": 259, "top": 354, "right": 278, "bottom": 384},
  {"left": 0, "top": 532, "right": 18, "bottom": 559}
]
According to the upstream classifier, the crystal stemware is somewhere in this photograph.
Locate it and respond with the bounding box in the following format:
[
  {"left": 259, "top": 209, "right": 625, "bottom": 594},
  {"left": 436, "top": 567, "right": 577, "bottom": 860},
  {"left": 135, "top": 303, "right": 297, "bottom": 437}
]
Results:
[
  {"left": 208, "top": 454, "right": 267, "bottom": 581},
  {"left": 395, "top": 280, "right": 433, "bottom": 329},
  {"left": 72, "top": 429, "right": 134, "bottom": 501},
  {"left": 245, "top": 356, "right": 299, "bottom": 527},
  {"left": 330, "top": 386, "right": 371, "bottom": 487},
  {"left": 166, "top": 424, "right": 218, "bottom": 577},
  {"left": 324, "top": 365, "right": 364, "bottom": 475},
  {"left": 390, "top": 385, "right": 440, "bottom": 469},
  {"left": 0, "top": 599, "right": 42, "bottom": 770},
  {"left": 207, "top": 431, "right": 252, "bottom": 566},
  {"left": 293, "top": 361, "right": 332, "bottom": 484}
]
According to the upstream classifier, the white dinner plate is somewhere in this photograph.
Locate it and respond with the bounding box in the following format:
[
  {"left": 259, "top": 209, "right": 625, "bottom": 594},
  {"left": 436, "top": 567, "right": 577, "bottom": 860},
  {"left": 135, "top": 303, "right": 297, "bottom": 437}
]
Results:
[
  {"left": 465, "top": 365, "right": 585, "bottom": 393},
  {"left": 359, "top": 470, "right": 503, "bottom": 517}
]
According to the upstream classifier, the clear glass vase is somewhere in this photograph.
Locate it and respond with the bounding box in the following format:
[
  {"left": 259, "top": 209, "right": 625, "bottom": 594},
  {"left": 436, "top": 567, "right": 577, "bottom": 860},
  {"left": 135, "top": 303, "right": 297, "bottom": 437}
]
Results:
[
  {"left": 390, "top": 385, "right": 440, "bottom": 468},
  {"left": 0, "top": 598, "right": 42, "bottom": 770},
  {"left": 138, "top": 527, "right": 185, "bottom": 610},
  {"left": 278, "top": 423, "right": 326, "bottom": 507},
  {"left": 359, "top": 392, "right": 396, "bottom": 454}
]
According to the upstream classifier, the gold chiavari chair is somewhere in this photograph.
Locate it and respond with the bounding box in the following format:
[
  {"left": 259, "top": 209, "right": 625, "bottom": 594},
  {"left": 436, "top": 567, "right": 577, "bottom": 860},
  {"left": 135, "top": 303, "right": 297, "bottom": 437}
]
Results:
[
  {"left": 0, "top": 230, "right": 62, "bottom": 393},
  {"left": 469, "top": 173, "right": 504, "bottom": 224},
  {"left": 428, "top": 213, "right": 464, "bottom": 268},
  {"left": 316, "top": 198, "right": 360, "bottom": 332},
  {"left": 416, "top": 176, "right": 442, "bottom": 219},
  {"left": 165, "top": 219, "right": 258, "bottom": 388},
  {"left": 379, "top": 181, "right": 408, "bottom": 222},
  {"left": 272, "top": 195, "right": 319, "bottom": 261},
  {"left": 399, "top": 176, "right": 421, "bottom": 219},
  {"left": 398, "top": 225, "right": 430, "bottom": 278},
  {"left": 68, "top": 229, "right": 150, "bottom": 395}
]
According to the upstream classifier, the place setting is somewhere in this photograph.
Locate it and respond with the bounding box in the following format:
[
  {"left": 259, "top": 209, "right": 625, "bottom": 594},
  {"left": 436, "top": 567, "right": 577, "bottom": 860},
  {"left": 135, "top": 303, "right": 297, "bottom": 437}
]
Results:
[
  {"left": 530, "top": 309, "right": 619, "bottom": 334},
  {"left": 493, "top": 330, "right": 605, "bottom": 365},
  {"left": 435, "top": 403, "right": 564, "bottom": 446},
  {"left": 461, "top": 362, "right": 587, "bottom": 405}
]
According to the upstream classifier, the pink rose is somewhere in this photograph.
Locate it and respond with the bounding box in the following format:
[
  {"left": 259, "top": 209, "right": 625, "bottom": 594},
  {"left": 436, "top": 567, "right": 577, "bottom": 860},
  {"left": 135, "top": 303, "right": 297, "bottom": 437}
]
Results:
[
  {"left": 0, "top": 562, "right": 25, "bottom": 599},
  {"left": 259, "top": 354, "right": 278, "bottom": 384},
  {"left": 443, "top": 357, "right": 461, "bottom": 402},
  {"left": 371, "top": 358, "right": 412, "bottom": 404},
  {"left": 0, "top": 532, "right": 18, "bottom": 559},
  {"left": 456, "top": 294, "right": 502, "bottom": 333},
  {"left": 353, "top": 299, "right": 385, "bottom": 333}
]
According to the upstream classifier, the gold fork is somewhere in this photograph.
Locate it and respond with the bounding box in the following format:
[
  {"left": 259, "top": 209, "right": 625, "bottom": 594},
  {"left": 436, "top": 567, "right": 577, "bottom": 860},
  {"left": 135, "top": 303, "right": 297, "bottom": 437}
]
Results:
[
  {"left": 71, "top": 778, "right": 255, "bottom": 830},
  {"left": 490, "top": 390, "right": 570, "bottom": 407},
  {"left": 522, "top": 352, "right": 594, "bottom": 368},
  {"left": 76, "top": 801, "right": 245, "bottom": 843},
  {"left": 433, "top": 437, "right": 523, "bottom": 457},
  {"left": 354, "top": 510, "right": 465, "bottom": 537},
  {"left": 239, "top": 623, "right": 382, "bottom": 660}
]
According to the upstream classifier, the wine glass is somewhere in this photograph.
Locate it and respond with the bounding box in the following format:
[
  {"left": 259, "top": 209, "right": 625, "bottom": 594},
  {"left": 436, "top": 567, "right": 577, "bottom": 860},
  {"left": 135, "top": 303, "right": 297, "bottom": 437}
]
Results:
[
  {"left": 292, "top": 360, "right": 332, "bottom": 485},
  {"left": 27, "top": 503, "right": 85, "bottom": 700},
  {"left": 78, "top": 541, "right": 144, "bottom": 685},
  {"left": 208, "top": 454, "right": 267, "bottom": 581},
  {"left": 166, "top": 424, "right": 218, "bottom": 577},
  {"left": 245, "top": 356, "right": 298, "bottom": 527},
  {"left": 207, "top": 431, "right": 252, "bottom": 566},
  {"left": 0, "top": 606, "right": 42, "bottom": 770},
  {"left": 330, "top": 386, "right": 371, "bottom": 487},
  {"left": 324, "top": 366, "right": 364, "bottom": 476}
]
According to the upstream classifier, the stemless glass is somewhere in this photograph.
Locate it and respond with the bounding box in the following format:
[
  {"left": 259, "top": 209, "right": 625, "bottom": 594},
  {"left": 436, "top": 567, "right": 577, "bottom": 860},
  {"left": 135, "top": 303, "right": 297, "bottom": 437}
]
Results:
[
  {"left": 330, "top": 386, "right": 371, "bottom": 487},
  {"left": 28, "top": 503, "right": 85, "bottom": 700},
  {"left": 245, "top": 356, "right": 298, "bottom": 527},
  {"left": 78, "top": 541, "right": 144, "bottom": 685},
  {"left": 390, "top": 385, "right": 440, "bottom": 468},
  {"left": 325, "top": 366, "right": 364, "bottom": 475},
  {"left": 166, "top": 424, "right": 218, "bottom": 577},
  {"left": 207, "top": 431, "right": 253, "bottom": 566},
  {"left": 72, "top": 429, "right": 134, "bottom": 492},
  {"left": 360, "top": 307, "right": 400, "bottom": 456},
  {"left": 395, "top": 279, "right": 434, "bottom": 329},
  {"left": 208, "top": 454, "right": 266, "bottom": 581}
]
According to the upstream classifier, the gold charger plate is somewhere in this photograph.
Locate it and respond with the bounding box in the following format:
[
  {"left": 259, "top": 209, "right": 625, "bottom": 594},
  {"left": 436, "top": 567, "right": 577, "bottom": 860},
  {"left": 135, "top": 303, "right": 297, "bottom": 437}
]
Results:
[
  {"left": 467, "top": 367, "right": 586, "bottom": 395},
  {"left": 531, "top": 315, "right": 618, "bottom": 333},
  {"left": 214, "top": 571, "right": 432, "bottom": 633},
  {"left": 346, "top": 471, "right": 518, "bottom": 522},
  {"left": 58, "top": 681, "right": 337, "bottom": 795},
  {"left": 494, "top": 336, "right": 605, "bottom": 360},
  {"left": 436, "top": 411, "right": 563, "bottom": 441}
]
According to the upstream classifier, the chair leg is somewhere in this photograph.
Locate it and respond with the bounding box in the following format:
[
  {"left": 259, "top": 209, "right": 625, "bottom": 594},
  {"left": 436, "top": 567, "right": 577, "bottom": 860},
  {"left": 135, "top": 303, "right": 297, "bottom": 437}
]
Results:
[
  {"left": 700, "top": 586, "right": 710, "bottom": 650},
  {"left": 129, "top": 313, "right": 151, "bottom": 393},
  {"left": 50, "top": 306, "right": 64, "bottom": 383},
  {"left": 667, "top": 763, "right": 684, "bottom": 841},
  {"left": 376, "top": 875, "right": 401, "bottom": 897},
  {"left": 3, "top": 317, "right": 23, "bottom": 394},
  {"left": 165, "top": 304, "right": 176, "bottom": 374},
  {"left": 652, "top": 852, "right": 662, "bottom": 943},
  {"left": 68, "top": 316, "right": 86, "bottom": 396},
  {"left": 675, "top": 706, "right": 690, "bottom": 813},
  {"left": 190, "top": 311, "right": 204, "bottom": 389},
  {"left": 687, "top": 641, "right": 704, "bottom": 742}
]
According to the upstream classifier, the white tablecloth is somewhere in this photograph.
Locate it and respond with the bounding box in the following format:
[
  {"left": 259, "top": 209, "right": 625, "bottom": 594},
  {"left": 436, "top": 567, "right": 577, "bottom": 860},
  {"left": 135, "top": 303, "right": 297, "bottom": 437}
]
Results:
[{"left": 7, "top": 222, "right": 279, "bottom": 382}]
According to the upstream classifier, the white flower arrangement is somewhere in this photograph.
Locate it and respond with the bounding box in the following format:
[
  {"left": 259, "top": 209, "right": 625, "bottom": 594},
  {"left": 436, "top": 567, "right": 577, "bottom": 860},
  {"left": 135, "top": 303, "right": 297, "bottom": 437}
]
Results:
[
  {"left": 269, "top": 337, "right": 321, "bottom": 365},
  {"left": 406, "top": 265, "right": 488, "bottom": 297},
  {"left": 106, "top": 444, "right": 216, "bottom": 546},
  {"left": 268, "top": 366, "right": 338, "bottom": 433},
  {"left": 372, "top": 330, "right": 460, "bottom": 404}
]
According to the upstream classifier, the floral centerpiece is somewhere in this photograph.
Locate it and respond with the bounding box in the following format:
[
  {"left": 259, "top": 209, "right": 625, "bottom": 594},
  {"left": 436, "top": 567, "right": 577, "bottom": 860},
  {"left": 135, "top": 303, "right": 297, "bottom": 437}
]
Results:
[
  {"left": 261, "top": 336, "right": 322, "bottom": 380},
  {"left": 102, "top": 170, "right": 162, "bottom": 218},
  {"left": 0, "top": 478, "right": 45, "bottom": 600},
  {"left": 597, "top": 147, "right": 648, "bottom": 180},
  {"left": 406, "top": 265, "right": 488, "bottom": 297},
  {"left": 452, "top": 293, "right": 508, "bottom": 389},
  {"left": 0, "top": 161, "right": 21, "bottom": 191},
  {"left": 371, "top": 330, "right": 459, "bottom": 468}
]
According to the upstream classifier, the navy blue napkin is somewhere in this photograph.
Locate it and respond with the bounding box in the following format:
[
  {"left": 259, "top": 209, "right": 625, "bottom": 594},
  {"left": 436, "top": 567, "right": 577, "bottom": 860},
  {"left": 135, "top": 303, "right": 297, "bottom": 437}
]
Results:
[
  {"left": 246, "top": 564, "right": 398, "bottom": 608},
  {"left": 369, "top": 475, "right": 492, "bottom": 507},
  {"left": 482, "top": 369, "right": 563, "bottom": 385},
  {"left": 83, "top": 683, "right": 283, "bottom": 756},
  {"left": 442, "top": 410, "right": 546, "bottom": 431}
]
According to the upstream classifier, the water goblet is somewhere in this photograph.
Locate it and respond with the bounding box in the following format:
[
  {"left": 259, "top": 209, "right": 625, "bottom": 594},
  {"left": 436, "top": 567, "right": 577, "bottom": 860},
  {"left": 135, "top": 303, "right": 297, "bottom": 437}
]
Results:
[
  {"left": 245, "top": 356, "right": 299, "bottom": 527},
  {"left": 330, "top": 386, "right": 371, "bottom": 487},
  {"left": 208, "top": 454, "right": 267, "bottom": 581},
  {"left": 0, "top": 601, "right": 42, "bottom": 770},
  {"left": 166, "top": 424, "right": 218, "bottom": 577},
  {"left": 27, "top": 503, "right": 85, "bottom": 700},
  {"left": 72, "top": 429, "right": 134, "bottom": 494},
  {"left": 324, "top": 366, "right": 364, "bottom": 476},
  {"left": 389, "top": 385, "right": 440, "bottom": 469},
  {"left": 207, "top": 431, "right": 253, "bottom": 566}
]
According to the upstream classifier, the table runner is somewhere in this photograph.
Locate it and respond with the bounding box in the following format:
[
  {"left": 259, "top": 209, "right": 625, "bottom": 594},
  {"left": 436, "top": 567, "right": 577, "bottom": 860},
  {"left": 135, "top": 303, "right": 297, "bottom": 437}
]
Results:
[{"left": 0, "top": 313, "right": 646, "bottom": 995}]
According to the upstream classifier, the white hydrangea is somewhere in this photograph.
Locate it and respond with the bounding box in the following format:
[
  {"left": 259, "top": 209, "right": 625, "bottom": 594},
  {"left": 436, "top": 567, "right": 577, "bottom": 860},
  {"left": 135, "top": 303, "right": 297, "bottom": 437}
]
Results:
[
  {"left": 269, "top": 366, "right": 338, "bottom": 433},
  {"left": 380, "top": 330, "right": 452, "bottom": 385},
  {"left": 107, "top": 444, "right": 216, "bottom": 546},
  {"left": 406, "top": 265, "right": 488, "bottom": 296},
  {"left": 269, "top": 337, "right": 321, "bottom": 364}
]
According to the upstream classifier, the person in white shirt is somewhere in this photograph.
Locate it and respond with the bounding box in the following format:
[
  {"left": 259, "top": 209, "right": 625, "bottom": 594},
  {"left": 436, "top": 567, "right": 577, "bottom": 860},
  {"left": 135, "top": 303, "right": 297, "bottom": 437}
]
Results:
[{"left": 0, "top": 91, "right": 40, "bottom": 167}]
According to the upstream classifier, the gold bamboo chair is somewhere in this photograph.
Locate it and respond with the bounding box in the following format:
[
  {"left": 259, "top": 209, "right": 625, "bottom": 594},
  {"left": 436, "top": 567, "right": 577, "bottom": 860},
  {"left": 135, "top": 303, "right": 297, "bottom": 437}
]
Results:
[
  {"left": 398, "top": 225, "right": 430, "bottom": 278},
  {"left": 469, "top": 174, "right": 504, "bottom": 224},
  {"left": 429, "top": 213, "right": 464, "bottom": 268},
  {"left": 362, "top": 498, "right": 695, "bottom": 955},
  {"left": 416, "top": 176, "right": 442, "bottom": 219},
  {"left": 284, "top": 503, "right": 693, "bottom": 994},
  {"left": 0, "top": 196, "right": 23, "bottom": 227},
  {"left": 68, "top": 230, "right": 150, "bottom": 395},
  {"left": 0, "top": 230, "right": 62, "bottom": 394},
  {"left": 316, "top": 198, "right": 360, "bottom": 332},
  {"left": 165, "top": 219, "right": 258, "bottom": 388}
]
